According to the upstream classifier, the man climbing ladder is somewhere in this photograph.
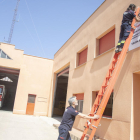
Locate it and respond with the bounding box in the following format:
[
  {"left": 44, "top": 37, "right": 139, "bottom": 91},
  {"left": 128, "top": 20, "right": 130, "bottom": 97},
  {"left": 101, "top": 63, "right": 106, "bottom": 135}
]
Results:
[{"left": 115, "top": 4, "right": 140, "bottom": 53}]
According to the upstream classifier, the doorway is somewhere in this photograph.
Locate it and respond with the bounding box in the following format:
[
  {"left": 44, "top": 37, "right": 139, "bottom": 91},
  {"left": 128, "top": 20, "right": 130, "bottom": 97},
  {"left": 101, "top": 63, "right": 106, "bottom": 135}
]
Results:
[
  {"left": 26, "top": 94, "right": 36, "bottom": 115},
  {"left": 52, "top": 67, "right": 69, "bottom": 117},
  {"left": 0, "top": 67, "right": 19, "bottom": 111}
]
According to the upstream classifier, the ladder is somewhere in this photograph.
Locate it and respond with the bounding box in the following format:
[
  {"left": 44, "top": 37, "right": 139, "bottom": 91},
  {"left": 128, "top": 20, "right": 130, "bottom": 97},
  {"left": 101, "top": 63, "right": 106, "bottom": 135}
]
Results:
[{"left": 80, "top": 8, "right": 140, "bottom": 140}]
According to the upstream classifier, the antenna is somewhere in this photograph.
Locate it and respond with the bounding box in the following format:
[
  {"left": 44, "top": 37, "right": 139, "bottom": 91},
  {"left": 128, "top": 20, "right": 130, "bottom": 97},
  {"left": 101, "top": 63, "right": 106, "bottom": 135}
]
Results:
[{"left": 7, "top": 0, "right": 20, "bottom": 44}]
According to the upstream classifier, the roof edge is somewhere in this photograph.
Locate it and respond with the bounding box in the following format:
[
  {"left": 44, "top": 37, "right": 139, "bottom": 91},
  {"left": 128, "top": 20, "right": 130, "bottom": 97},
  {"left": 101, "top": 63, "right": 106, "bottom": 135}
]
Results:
[
  {"left": 23, "top": 54, "right": 54, "bottom": 60},
  {"left": 0, "top": 42, "right": 15, "bottom": 46}
]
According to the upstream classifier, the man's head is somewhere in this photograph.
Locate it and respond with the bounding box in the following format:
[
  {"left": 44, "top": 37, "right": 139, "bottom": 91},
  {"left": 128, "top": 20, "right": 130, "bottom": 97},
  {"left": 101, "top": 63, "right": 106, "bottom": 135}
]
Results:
[
  {"left": 68, "top": 96, "right": 78, "bottom": 106},
  {"left": 127, "top": 4, "right": 136, "bottom": 11}
]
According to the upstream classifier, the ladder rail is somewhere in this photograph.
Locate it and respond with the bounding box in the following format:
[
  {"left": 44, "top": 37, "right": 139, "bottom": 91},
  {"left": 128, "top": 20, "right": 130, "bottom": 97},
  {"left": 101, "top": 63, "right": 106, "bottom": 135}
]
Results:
[{"left": 81, "top": 8, "right": 140, "bottom": 140}]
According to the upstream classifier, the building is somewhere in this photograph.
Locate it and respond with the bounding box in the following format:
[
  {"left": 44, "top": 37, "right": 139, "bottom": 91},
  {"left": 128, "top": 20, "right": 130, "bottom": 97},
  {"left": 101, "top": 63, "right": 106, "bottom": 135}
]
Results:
[
  {"left": 0, "top": 0, "right": 140, "bottom": 139},
  {"left": 0, "top": 43, "right": 53, "bottom": 116}
]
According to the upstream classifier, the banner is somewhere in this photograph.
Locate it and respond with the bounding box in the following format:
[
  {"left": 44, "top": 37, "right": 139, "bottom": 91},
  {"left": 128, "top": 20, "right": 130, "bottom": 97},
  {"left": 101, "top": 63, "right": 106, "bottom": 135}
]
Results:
[{"left": 129, "top": 22, "right": 140, "bottom": 51}]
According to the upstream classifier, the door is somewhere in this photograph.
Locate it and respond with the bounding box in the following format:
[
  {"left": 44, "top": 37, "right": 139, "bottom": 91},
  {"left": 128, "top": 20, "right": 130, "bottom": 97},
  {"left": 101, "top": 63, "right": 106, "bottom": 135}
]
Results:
[{"left": 26, "top": 94, "right": 36, "bottom": 115}]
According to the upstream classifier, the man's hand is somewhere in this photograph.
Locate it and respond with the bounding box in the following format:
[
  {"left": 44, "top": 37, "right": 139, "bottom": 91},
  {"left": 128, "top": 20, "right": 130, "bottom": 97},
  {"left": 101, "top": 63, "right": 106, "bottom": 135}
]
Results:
[
  {"left": 93, "top": 115, "right": 100, "bottom": 119},
  {"left": 78, "top": 113, "right": 100, "bottom": 120}
]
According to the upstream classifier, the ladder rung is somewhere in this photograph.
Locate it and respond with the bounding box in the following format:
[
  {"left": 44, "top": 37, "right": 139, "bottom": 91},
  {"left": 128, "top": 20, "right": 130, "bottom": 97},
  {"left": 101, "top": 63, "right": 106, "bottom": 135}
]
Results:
[
  {"left": 109, "top": 68, "right": 114, "bottom": 76},
  {"left": 85, "top": 134, "right": 90, "bottom": 137},
  {"left": 112, "top": 61, "right": 117, "bottom": 69},
  {"left": 95, "top": 104, "right": 100, "bottom": 106},
  {"left": 102, "top": 85, "right": 107, "bottom": 88},
  {"left": 109, "top": 68, "right": 114, "bottom": 71},
  {"left": 112, "top": 60, "right": 117, "bottom": 64},
  {"left": 106, "top": 76, "right": 112, "bottom": 79},
  {"left": 98, "top": 94, "right": 103, "bottom": 97},
  {"left": 92, "top": 125, "right": 98, "bottom": 128}
]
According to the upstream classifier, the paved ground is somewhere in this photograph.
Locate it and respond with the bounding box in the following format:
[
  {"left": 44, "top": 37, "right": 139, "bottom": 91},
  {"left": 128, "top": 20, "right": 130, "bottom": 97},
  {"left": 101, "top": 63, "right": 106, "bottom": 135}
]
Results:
[{"left": 0, "top": 110, "right": 60, "bottom": 140}]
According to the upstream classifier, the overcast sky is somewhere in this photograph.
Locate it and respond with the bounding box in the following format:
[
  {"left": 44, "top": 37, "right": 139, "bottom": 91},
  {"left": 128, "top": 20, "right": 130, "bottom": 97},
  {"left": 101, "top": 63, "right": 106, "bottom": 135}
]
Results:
[{"left": 0, "top": 0, "right": 105, "bottom": 59}]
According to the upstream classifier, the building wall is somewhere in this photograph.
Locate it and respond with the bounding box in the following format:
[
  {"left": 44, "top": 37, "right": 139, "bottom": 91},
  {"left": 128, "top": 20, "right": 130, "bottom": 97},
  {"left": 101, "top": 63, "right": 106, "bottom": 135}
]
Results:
[
  {"left": 0, "top": 43, "right": 54, "bottom": 116},
  {"left": 49, "top": 0, "right": 140, "bottom": 139}
]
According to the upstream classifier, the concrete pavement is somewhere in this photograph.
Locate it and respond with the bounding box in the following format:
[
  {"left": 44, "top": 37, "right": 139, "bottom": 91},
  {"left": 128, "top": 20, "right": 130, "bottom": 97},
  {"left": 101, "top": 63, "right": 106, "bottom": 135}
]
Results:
[{"left": 0, "top": 110, "right": 59, "bottom": 140}]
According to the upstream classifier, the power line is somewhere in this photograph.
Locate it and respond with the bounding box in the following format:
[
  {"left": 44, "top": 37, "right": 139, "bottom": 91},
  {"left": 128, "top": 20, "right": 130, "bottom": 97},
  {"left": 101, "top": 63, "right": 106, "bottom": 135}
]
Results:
[
  {"left": 24, "top": 0, "right": 46, "bottom": 58},
  {"left": 20, "top": 14, "right": 43, "bottom": 56}
]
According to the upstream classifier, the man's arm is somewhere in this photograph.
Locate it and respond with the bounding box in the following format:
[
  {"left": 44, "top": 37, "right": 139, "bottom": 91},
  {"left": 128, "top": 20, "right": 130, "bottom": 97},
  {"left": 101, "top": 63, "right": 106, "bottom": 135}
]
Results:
[{"left": 78, "top": 113, "right": 100, "bottom": 120}]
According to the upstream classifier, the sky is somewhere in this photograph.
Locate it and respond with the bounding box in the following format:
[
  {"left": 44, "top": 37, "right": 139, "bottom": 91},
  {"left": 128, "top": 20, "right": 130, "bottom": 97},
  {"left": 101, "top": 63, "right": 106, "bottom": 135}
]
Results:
[{"left": 0, "top": 0, "right": 105, "bottom": 59}]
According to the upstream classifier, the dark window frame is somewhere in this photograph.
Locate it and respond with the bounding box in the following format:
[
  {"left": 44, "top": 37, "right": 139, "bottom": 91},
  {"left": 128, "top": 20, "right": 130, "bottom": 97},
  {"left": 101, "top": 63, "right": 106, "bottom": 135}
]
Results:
[
  {"left": 95, "top": 26, "right": 115, "bottom": 57},
  {"left": 76, "top": 46, "right": 88, "bottom": 67},
  {"left": 28, "top": 94, "right": 36, "bottom": 103},
  {"left": 0, "top": 49, "right": 11, "bottom": 59},
  {"left": 92, "top": 91, "right": 114, "bottom": 118}
]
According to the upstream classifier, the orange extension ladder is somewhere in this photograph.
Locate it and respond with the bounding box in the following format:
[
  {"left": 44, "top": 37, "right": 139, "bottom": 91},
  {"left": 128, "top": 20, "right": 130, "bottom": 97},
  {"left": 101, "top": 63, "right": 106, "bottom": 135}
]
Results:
[{"left": 81, "top": 8, "right": 140, "bottom": 140}]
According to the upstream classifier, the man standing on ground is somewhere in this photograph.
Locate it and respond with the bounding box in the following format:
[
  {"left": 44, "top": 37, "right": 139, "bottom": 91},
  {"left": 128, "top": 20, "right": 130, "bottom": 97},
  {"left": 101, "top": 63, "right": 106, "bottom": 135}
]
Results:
[{"left": 57, "top": 96, "right": 100, "bottom": 140}]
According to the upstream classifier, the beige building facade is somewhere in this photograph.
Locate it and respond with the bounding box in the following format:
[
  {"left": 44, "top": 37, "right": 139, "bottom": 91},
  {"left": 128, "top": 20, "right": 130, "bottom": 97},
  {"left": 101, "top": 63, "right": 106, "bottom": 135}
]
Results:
[
  {"left": 0, "top": 0, "right": 140, "bottom": 139},
  {"left": 0, "top": 43, "right": 54, "bottom": 116}
]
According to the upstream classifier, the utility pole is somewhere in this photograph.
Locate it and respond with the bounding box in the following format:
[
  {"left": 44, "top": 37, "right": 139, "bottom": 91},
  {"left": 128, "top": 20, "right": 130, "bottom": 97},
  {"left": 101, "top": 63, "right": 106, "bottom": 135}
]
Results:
[{"left": 7, "top": 0, "right": 20, "bottom": 44}]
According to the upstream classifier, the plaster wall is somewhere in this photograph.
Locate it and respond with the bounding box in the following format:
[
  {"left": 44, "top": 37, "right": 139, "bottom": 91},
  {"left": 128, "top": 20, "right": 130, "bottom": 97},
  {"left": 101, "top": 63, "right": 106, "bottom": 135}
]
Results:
[{"left": 13, "top": 55, "right": 54, "bottom": 116}]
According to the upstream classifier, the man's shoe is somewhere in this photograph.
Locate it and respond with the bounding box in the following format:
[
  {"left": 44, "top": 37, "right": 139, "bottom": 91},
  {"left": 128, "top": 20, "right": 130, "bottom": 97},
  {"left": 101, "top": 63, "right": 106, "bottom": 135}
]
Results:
[
  {"left": 118, "top": 48, "right": 122, "bottom": 52},
  {"left": 115, "top": 48, "right": 119, "bottom": 53}
]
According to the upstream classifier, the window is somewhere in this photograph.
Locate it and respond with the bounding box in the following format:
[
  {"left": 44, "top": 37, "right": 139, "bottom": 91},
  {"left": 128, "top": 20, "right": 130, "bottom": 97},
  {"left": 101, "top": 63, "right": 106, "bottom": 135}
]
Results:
[
  {"left": 28, "top": 94, "right": 36, "bottom": 103},
  {"left": 103, "top": 92, "right": 113, "bottom": 117},
  {"left": 1, "top": 51, "right": 6, "bottom": 58},
  {"left": 92, "top": 91, "right": 113, "bottom": 117},
  {"left": 0, "top": 49, "right": 11, "bottom": 59},
  {"left": 77, "top": 47, "right": 88, "bottom": 66},
  {"left": 75, "top": 100, "right": 83, "bottom": 112},
  {"left": 73, "top": 93, "right": 84, "bottom": 112},
  {"left": 96, "top": 28, "right": 115, "bottom": 56}
]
